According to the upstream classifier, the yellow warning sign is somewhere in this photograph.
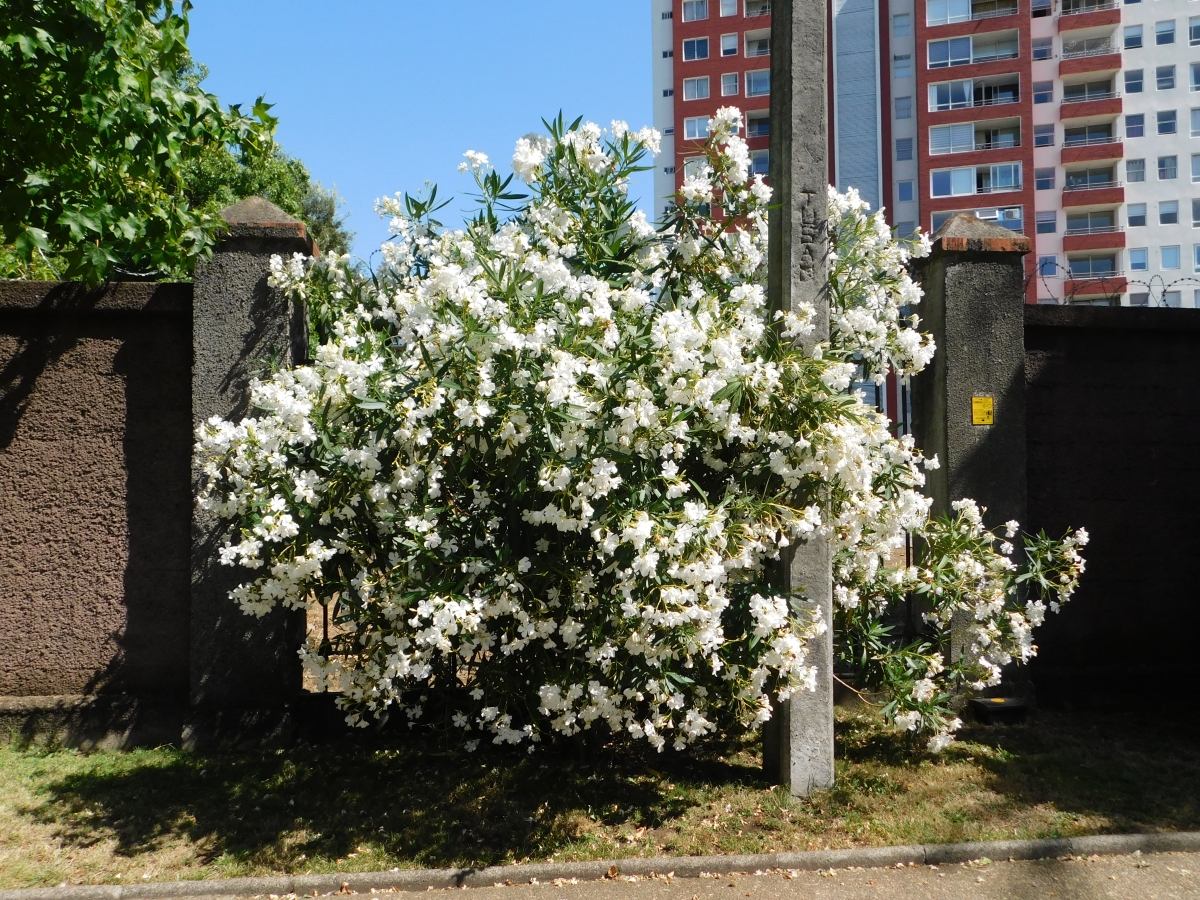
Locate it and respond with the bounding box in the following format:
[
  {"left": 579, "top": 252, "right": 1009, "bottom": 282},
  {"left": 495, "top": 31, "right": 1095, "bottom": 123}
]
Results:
[{"left": 972, "top": 396, "right": 995, "bottom": 425}]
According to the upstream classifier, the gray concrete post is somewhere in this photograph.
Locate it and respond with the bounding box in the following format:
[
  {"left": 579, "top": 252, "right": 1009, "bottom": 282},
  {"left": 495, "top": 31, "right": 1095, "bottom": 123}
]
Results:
[
  {"left": 761, "top": 0, "right": 836, "bottom": 797},
  {"left": 188, "top": 197, "right": 312, "bottom": 747},
  {"left": 910, "top": 215, "right": 1030, "bottom": 529}
]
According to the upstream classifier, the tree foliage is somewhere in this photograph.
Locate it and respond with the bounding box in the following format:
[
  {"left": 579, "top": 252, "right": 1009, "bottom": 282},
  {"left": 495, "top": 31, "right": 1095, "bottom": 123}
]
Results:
[{"left": 0, "top": 0, "right": 274, "bottom": 283}]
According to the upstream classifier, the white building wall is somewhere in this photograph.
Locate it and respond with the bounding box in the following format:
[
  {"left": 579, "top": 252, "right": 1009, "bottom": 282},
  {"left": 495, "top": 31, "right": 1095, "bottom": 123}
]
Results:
[
  {"left": 1116, "top": 0, "right": 1198, "bottom": 306},
  {"left": 652, "top": 0, "right": 677, "bottom": 224}
]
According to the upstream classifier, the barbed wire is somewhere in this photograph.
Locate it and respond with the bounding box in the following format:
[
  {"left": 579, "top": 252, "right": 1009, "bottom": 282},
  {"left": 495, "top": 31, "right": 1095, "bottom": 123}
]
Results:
[{"left": 1024, "top": 265, "right": 1200, "bottom": 308}]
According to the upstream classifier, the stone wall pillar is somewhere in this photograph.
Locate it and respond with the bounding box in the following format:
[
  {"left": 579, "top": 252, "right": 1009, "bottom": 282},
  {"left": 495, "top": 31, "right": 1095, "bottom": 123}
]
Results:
[
  {"left": 761, "top": 0, "right": 836, "bottom": 797},
  {"left": 187, "top": 197, "right": 312, "bottom": 747},
  {"left": 910, "top": 214, "right": 1030, "bottom": 530}
]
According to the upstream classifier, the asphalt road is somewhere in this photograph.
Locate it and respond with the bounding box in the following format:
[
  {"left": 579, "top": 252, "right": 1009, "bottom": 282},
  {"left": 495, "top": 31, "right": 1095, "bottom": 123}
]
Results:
[{"left": 311, "top": 851, "right": 1200, "bottom": 900}]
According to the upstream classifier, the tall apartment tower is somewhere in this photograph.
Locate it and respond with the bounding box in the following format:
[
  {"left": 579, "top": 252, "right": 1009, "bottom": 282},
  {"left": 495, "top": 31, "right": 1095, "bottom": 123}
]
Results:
[{"left": 655, "top": 0, "right": 1200, "bottom": 307}]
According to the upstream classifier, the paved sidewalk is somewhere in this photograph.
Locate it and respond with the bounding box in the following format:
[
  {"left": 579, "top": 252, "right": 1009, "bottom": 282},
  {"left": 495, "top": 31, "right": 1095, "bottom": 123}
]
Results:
[{"left": 366, "top": 852, "right": 1198, "bottom": 900}]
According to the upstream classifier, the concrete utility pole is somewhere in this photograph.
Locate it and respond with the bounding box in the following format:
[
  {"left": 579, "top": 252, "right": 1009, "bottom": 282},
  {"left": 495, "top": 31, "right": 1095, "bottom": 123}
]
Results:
[{"left": 762, "top": 0, "right": 836, "bottom": 796}]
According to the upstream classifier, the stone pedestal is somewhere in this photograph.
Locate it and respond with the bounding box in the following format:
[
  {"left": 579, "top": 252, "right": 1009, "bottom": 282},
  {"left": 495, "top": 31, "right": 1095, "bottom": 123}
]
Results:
[{"left": 187, "top": 197, "right": 312, "bottom": 747}]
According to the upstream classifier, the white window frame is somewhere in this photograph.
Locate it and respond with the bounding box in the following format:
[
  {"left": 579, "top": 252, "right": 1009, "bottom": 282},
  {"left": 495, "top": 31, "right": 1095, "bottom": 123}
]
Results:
[
  {"left": 683, "top": 116, "right": 710, "bottom": 140},
  {"left": 683, "top": 76, "right": 711, "bottom": 101},
  {"left": 745, "top": 69, "right": 770, "bottom": 97},
  {"left": 682, "top": 0, "right": 709, "bottom": 22}
]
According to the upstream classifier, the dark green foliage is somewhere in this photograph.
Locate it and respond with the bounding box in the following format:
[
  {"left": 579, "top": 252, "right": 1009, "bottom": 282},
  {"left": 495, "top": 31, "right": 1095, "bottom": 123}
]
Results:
[{"left": 0, "top": 0, "right": 273, "bottom": 283}]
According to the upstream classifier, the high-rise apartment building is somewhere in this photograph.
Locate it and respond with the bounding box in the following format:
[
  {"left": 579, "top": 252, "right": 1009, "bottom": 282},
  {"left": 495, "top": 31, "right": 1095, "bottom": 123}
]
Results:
[{"left": 654, "top": 0, "right": 1200, "bottom": 307}]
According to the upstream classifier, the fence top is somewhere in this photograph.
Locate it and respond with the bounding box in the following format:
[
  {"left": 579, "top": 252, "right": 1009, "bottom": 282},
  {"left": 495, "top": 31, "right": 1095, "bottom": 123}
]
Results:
[
  {"left": 0, "top": 280, "right": 191, "bottom": 313},
  {"left": 1026, "top": 303, "right": 1200, "bottom": 332},
  {"left": 928, "top": 214, "right": 1032, "bottom": 256}
]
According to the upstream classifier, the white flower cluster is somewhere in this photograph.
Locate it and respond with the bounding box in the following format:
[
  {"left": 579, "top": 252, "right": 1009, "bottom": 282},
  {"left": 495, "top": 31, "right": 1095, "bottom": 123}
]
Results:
[{"left": 197, "top": 109, "right": 1080, "bottom": 755}]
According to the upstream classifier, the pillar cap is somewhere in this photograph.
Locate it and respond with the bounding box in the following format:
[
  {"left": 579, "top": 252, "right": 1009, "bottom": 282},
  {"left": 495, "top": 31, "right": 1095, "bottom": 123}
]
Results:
[
  {"left": 216, "top": 196, "right": 312, "bottom": 254},
  {"left": 929, "top": 214, "right": 1031, "bottom": 255}
]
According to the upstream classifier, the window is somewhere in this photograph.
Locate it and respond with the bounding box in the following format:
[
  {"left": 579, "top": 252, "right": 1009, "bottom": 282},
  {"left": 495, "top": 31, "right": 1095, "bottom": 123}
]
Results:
[
  {"left": 930, "top": 122, "right": 975, "bottom": 154},
  {"left": 683, "top": 38, "right": 710, "bottom": 60},
  {"left": 745, "top": 33, "right": 770, "bottom": 56},
  {"left": 1127, "top": 159, "right": 1146, "bottom": 182},
  {"left": 1195, "top": 245, "right": 1200, "bottom": 270},
  {"left": 1193, "top": 153, "right": 1200, "bottom": 181},
  {"left": 663, "top": 88, "right": 674, "bottom": 97},
  {"left": 1065, "top": 123, "right": 1113, "bottom": 145},
  {"left": 662, "top": 50, "right": 674, "bottom": 58},
  {"left": 1125, "top": 69, "right": 1144, "bottom": 93},
  {"left": 746, "top": 113, "right": 769, "bottom": 137},
  {"left": 1068, "top": 255, "right": 1117, "bottom": 276},
  {"left": 1035, "top": 167, "right": 1056, "bottom": 189},
  {"left": 1130, "top": 248, "right": 1149, "bottom": 270},
  {"left": 895, "top": 96, "right": 913, "bottom": 119},
  {"left": 894, "top": 54, "right": 913, "bottom": 77},
  {"left": 1156, "top": 20, "right": 1176, "bottom": 45},
  {"left": 1038, "top": 255, "right": 1058, "bottom": 275},
  {"left": 1130, "top": 293, "right": 1150, "bottom": 306},
  {"left": 1159, "top": 66, "right": 1177, "bottom": 90},
  {"left": 1128, "top": 203, "right": 1147, "bottom": 226},
  {"left": 749, "top": 149, "right": 769, "bottom": 176},
  {"left": 683, "top": 76, "right": 710, "bottom": 100},
  {"left": 896, "top": 221, "right": 916, "bottom": 237},
  {"left": 893, "top": 12, "right": 912, "bottom": 35},
  {"left": 1161, "top": 200, "right": 1180, "bottom": 224},
  {"left": 928, "top": 79, "right": 973, "bottom": 109},
  {"left": 721, "top": 33, "right": 739, "bottom": 56},
  {"left": 1032, "top": 0, "right": 1051, "bottom": 16},
  {"left": 720, "top": 0, "right": 738, "bottom": 14},
  {"left": 1195, "top": 198, "right": 1200, "bottom": 225},
  {"left": 1162, "top": 245, "right": 1181, "bottom": 269},
  {"left": 1193, "top": 109, "right": 1200, "bottom": 136},
  {"left": 1159, "top": 110, "right": 1178, "bottom": 134},
  {"left": 928, "top": 37, "right": 971, "bottom": 67},
  {"left": 1193, "top": 15, "right": 1200, "bottom": 44},
  {"left": 721, "top": 72, "right": 739, "bottom": 95},
  {"left": 927, "top": 0, "right": 971, "bottom": 26},
  {"left": 896, "top": 137, "right": 914, "bottom": 160},
  {"left": 662, "top": 10, "right": 673, "bottom": 18},
  {"left": 1125, "top": 25, "right": 1143, "bottom": 48},
  {"left": 683, "top": 157, "right": 707, "bottom": 178},
  {"left": 1159, "top": 155, "right": 1179, "bottom": 179},
  {"left": 1194, "top": 63, "right": 1200, "bottom": 91},
  {"left": 1067, "top": 210, "right": 1116, "bottom": 233},
  {"left": 930, "top": 205, "right": 1023, "bottom": 231},
  {"left": 663, "top": 166, "right": 676, "bottom": 175},
  {"left": 682, "top": 0, "right": 709, "bottom": 21},
  {"left": 1127, "top": 113, "right": 1145, "bottom": 137},
  {"left": 1163, "top": 290, "right": 1182, "bottom": 307},
  {"left": 745, "top": 69, "right": 770, "bottom": 96},
  {"left": 898, "top": 180, "right": 915, "bottom": 202},
  {"left": 1032, "top": 37, "right": 1053, "bottom": 60},
  {"left": 1034, "top": 124, "right": 1055, "bottom": 147},
  {"left": 1033, "top": 81, "right": 1053, "bottom": 103},
  {"left": 1065, "top": 166, "right": 1115, "bottom": 188},
  {"left": 684, "top": 116, "right": 710, "bottom": 140},
  {"left": 745, "top": 0, "right": 771, "bottom": 14},
  {"left": 931, "top": 167, "right": 977, "bottom": 196},
  {"left": 1036, "top": 211, "right": 1057, "bottom": 233}
]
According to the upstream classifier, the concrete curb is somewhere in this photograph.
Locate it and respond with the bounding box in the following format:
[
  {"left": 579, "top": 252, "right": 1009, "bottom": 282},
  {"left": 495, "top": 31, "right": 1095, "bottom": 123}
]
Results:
[{"left": 5, "top": 832, "right": 1200, "bottom": 899}]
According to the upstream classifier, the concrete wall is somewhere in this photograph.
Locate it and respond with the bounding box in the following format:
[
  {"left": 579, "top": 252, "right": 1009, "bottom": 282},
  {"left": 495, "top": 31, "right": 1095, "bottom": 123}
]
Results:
[
  {"left": 1024, "top": 304, "right": 1200, "bottom": 702},
  {"left": 0, "top": 282, "right": 192, "bottom": 700}
]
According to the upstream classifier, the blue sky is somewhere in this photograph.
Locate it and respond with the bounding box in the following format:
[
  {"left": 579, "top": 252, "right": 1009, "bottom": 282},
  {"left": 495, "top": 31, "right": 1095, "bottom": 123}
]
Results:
[{"left": 188, "top": 1, "right": 653, "bottom": 262}]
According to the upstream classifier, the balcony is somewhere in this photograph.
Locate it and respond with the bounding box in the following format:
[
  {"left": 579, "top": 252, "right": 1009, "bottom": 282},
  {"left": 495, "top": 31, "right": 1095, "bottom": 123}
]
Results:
[
  {"left": 971, "top": 0, "right": 1019, "bottom": 19},
  {"left": 975, "top": 182, "right": 1023, "bottom": 194},
  {"left": 1064, "top": 223, "right": 1120, "bottom": 235},
  {"left": 1062, "top": 133, "right": 1117, "bottom": 147},
  {"left": 1063, "top": 178, "right": 1120, "bottom": 190},
  {"left": 1061, "top": 90, "right": 1119, "bottom": 103},
  {"left": 745, "top": 0, "right": 771, "bottom": 16},
  {"left": 1060, "top": 39, "right": 1117, "bottom": 59},
  {"left": 1060, "top": 139, "right": 1123, "bottom": 164},
  {"left": 1062, "top": 184, "right": 1124, "bottom": 207},
  {"left": 1063, "top": 228, "right": 1126, "bottom": 251},
  {"left": 1061, "top": 0, "right": 1119, "bottom": 14},
  {"left": 975, "top": 137, "right": 1021, "bottom": 151}
]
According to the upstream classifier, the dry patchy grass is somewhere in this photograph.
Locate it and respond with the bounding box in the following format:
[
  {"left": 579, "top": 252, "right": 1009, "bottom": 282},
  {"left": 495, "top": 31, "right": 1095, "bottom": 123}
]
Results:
[{"left": 1, "top": 709, "right": 1197, "bottom": 889}]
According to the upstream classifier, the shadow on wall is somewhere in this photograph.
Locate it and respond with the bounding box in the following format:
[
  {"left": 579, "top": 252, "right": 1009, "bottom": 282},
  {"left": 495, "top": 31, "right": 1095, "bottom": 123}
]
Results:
[{"left": 0, "top": 282, "right": 192, "bottom": 705}]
